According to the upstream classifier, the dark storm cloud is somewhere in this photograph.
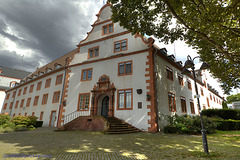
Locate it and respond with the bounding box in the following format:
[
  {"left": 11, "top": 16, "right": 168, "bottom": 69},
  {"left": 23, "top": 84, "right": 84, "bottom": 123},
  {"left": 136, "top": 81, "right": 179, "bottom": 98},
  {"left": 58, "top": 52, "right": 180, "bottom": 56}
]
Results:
[
  {"left": 0, "top": 50, "right": 43, "bottom": 71},
  {"left": 0, "top": 0, "right": 102, "bottom": 71}
]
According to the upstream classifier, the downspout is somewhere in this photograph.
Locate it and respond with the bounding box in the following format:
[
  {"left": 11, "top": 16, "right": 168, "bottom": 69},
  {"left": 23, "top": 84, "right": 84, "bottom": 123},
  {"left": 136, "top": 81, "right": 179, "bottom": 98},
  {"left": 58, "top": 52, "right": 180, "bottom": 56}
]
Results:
[
  {"left": 9, "top": 87, "right": 18, "bottom": 118},
  {"left": 57, "top": 58, "right": 70, "bottom": 127},
  {"left": 153, "top": 47, "right": 159, "bottom": 131}
]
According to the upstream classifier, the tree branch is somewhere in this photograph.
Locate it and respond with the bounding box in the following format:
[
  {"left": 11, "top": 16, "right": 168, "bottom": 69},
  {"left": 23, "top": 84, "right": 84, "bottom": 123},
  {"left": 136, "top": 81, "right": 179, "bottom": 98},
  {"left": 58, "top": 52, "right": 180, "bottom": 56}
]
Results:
[
  {"left": 221, "top": 25, "right": 240, "bottom": 36},
  {"left": 164, "top": 0, "right": 238, "bottom": 63}
]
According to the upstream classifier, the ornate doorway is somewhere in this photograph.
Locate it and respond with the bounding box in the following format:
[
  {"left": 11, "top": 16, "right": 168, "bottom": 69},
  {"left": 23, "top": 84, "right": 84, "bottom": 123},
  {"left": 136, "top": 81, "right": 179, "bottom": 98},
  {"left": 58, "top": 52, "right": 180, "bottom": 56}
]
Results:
[
  {"left": 101, "top": 96, "right": 109, "bottom": 118},
  {"left": 91, "top": 75, "right": 116, "bottom": 117}
]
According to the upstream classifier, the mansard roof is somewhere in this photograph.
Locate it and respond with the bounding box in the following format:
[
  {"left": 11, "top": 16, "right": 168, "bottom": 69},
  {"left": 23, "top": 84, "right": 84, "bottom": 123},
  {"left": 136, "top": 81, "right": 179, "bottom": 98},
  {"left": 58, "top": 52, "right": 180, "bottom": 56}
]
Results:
[
  {"left": 25, "top": 48, "right": 77, "bottom": 80},
  {"left": 0, "top": 85, "right": 10, "bottom": 91},
  {"left": 5, "top": 48, "right": 77, "bottom": 92},
  {"left": 0, "top": 66, "right": 31, "bottom": 79}
]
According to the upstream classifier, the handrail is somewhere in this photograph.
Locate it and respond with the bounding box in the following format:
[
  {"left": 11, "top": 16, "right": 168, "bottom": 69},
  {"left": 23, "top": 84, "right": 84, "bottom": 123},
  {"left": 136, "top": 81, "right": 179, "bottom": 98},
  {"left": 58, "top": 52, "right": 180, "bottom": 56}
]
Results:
[{"left": 62, "top": 110, "right": 90, "bottom": 125}]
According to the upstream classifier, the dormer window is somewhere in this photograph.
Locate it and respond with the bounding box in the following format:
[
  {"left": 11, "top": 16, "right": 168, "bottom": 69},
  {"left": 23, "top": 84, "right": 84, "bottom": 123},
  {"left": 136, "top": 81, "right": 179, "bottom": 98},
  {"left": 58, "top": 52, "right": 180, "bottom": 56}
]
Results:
[
  {"left": 88, "top": 46, "right": 99, "bottom": 59},
  {"left": 10, "top": 81, "right": 16, "bottom": 88},
  {"left": 102, "top": 23, "right": 113, "bottom": 35}
]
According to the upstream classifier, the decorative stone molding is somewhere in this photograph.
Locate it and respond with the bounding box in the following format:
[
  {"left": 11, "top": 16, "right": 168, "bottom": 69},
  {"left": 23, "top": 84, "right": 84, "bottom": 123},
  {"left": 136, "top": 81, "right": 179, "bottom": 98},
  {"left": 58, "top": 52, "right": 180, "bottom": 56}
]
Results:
[{"left": 91, "top": 75, "right": 116, "bottom": 117}]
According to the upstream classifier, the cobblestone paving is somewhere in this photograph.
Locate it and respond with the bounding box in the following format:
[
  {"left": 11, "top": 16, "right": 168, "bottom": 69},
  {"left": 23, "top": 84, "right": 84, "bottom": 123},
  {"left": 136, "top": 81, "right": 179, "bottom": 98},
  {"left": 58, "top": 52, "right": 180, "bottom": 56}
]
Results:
[{"left": 0, "top": 127, "right": 239, "bottom": 160}]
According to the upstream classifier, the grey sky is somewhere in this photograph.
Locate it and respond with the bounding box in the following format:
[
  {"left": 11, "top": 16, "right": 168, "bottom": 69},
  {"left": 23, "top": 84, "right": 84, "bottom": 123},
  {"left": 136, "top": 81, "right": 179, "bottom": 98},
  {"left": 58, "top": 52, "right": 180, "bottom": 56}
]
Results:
[{"left": 0, "top": 0, "right": 103, "bottom": 72}]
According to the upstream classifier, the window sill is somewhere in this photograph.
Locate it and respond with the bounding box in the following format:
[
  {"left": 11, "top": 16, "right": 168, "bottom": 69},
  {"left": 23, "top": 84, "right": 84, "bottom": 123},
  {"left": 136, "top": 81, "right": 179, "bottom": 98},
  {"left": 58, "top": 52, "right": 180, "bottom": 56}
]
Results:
[{"left": 116, "top": 108, "right": 133, "bottom": 110}]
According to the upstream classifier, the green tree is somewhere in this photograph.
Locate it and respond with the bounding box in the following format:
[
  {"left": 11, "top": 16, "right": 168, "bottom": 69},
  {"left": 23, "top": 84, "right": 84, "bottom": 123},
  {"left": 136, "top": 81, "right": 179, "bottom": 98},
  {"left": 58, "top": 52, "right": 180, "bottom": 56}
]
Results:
[
  {"left": 226, "top": 93, "right": 240, "bottom": 104},
  {"left": 222, "top": 101, "right": 228, "bottom": 109},
  {"left": 109, "top": 0, "right": 240, "bottom": 94}
]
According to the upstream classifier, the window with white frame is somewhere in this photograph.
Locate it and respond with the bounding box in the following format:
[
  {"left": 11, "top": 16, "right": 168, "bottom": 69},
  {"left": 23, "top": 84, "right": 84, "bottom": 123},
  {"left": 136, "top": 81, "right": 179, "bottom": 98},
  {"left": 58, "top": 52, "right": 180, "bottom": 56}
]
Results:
[
  {"left": 78, "top": 93, "right": 90, "bottom": 110},
  {"left": 118, "top": 89, "right": 132, "bottom": 110},
  {"left": 81, "top": 68, "right": 92, "bottom": 81}
]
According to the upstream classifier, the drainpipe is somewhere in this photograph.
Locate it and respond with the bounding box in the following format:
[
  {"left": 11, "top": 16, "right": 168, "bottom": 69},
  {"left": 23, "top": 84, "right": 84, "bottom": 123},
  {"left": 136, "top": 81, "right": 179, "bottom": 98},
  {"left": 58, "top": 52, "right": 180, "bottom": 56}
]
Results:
[
  {"left": 9, "top": 87, "right": 18, "bottom": 118},
  {"left": 153, "top": 47, "right": 159, "bottom": 131},
  {"left": 57, "top": 58, "right": 70, "bottom": 127}
]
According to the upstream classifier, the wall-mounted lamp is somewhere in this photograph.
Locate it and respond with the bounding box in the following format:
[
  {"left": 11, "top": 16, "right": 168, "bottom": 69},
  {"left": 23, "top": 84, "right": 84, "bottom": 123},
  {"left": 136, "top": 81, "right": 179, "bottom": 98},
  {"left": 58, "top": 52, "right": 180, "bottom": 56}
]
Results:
[
  {"left": 146, "top": 94, "right": 151, "bottom": 101},
  {"left": 62, "top": 101, "right": 66, "bottom": 106},
  {"left": 136, "top": 89, "right": 142, "bottom": 94}
]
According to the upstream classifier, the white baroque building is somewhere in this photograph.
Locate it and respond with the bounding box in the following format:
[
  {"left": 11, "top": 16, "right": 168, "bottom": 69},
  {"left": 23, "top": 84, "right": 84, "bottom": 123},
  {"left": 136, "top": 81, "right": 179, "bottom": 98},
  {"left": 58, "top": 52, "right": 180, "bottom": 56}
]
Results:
[{"left": 1, "top": 4, "right": 224, "bottom": 132}]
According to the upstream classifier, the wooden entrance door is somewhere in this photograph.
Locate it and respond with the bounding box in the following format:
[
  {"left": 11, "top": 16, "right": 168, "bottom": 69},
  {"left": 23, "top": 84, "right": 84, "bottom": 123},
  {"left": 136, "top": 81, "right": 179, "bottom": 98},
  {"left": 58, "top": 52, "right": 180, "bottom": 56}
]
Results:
[{"left": 101, "top": 96, "right": 109, "bottom": 118}]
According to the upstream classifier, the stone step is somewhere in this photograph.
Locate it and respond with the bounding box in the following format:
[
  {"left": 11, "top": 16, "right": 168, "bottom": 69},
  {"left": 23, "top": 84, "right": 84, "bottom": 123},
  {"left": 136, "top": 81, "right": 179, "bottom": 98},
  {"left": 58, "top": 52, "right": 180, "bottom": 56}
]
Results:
[
  {"left": 106, "top": 130, "right": 141, "bottom": 134},
  {"left": 105, "top": 117, "right": 141, "bottom": 134}
]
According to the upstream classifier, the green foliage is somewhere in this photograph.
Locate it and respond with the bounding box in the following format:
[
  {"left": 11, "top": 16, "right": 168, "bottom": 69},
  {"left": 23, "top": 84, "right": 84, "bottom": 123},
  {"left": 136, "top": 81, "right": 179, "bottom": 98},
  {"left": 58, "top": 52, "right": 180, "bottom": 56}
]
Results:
[
  {"left": 11, "top": 115, "right": 38, "bottom": 128},
  {"left": 202, "top": 109, "right": 240, "bottom": 120},
  {"left": 0, "top": 115, "right": 37, "bottom": 133},
  {"left": 163, "top": 114, "right": 217, "bottom": 134},
  {"left": 222, "top": 101, "right": 228, "bottom": 109},
  {"left": 0, "top": 114, "right": 11, "bottom": 125},
  {"left": 14, "top": 125, "right": 29, "bottom": 132},
  {"left": 27, "top": 116, "right": 38, "bottom": 127},
  {"left": 163, "top": 125, "right": 178, "bottom": 133},
  {"left": 109, "top": 0, "right": 240, "bottom": 94},
  {"left": 34, "top": 121, "right": 43, "bottom": 128},
  {"left": 226, "top": 93, "right": 240, "bottom": 104},
  {"left": 2, "top": 122, "right": 15, "bottom": 129},
  {"left": 1, "top": 127, "right": 14, "bottom": 133},
  {"left": 11, "top": 115, "right": 30, "bottom": 126},
  {"left": 214, "top": 119, "right": 240, "bottom": 130}
]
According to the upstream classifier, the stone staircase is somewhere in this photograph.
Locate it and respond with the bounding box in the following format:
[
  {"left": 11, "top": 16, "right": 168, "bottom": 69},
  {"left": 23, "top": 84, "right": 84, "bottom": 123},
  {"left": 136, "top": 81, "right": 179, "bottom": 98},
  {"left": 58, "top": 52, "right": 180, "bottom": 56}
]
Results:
[{"left": 105, "top": 117, "right": 141, "bottom": 134}]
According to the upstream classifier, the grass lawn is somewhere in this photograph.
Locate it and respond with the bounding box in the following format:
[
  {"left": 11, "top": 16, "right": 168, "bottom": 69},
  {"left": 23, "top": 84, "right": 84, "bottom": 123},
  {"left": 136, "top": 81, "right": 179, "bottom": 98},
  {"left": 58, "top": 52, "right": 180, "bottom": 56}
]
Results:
[{"left": 0, "top": 128, "right": 239, "bottom": 160}]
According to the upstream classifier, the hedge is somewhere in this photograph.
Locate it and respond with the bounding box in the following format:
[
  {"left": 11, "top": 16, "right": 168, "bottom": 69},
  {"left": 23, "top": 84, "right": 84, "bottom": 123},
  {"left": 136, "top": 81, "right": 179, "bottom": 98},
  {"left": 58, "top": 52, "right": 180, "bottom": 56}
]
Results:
[
  {"left": 202, "top": 109, "right": 240, "bottom": 120},
  {"left": 163, "top": 114, "right": 217, "bottom": 134},
  {"left": 34, "top": 121, "right": 43, "bottom": 128},
  {"left": 0, "top": 114, "right": 10, "bottom": 125},
  {"left": 214, "top": 119, "right": 240, "bottom": 131}
]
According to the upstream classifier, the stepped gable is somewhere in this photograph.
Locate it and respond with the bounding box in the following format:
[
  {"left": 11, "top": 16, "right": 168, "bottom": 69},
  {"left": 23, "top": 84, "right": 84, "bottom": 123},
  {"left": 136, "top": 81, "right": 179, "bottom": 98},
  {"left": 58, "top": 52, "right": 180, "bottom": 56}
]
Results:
[{"left": 77, "top": 2, "right": 112, "bottom": 46}]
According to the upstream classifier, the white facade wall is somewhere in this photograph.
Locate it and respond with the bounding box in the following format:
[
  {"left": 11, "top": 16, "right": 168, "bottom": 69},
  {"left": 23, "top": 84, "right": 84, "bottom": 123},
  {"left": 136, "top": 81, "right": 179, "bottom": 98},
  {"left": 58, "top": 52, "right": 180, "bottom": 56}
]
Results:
[
  {"left": 65, "top": 5, "right": 152, "bottom": 131},
  {"left": 1, "top": 70, "right": 65, "bottom": 127},
  {"left": 67, "top": 52, "right": 150, "bottom": 131},
  {"left": 155, "top": 54, "right": 223, "bottom": 129},
  {"left": 201, "top": 70, "right": 223, "bottom": 109},
  {"left": 0, "top": 91, "right": 6, "bottom": 111}
]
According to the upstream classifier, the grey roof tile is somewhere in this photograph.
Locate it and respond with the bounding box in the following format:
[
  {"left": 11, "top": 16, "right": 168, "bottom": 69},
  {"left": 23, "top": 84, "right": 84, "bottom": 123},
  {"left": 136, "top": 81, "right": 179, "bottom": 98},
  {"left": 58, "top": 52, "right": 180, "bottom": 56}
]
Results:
[{"left": 0, "top": 66, "right": 31, "bottom": 79}]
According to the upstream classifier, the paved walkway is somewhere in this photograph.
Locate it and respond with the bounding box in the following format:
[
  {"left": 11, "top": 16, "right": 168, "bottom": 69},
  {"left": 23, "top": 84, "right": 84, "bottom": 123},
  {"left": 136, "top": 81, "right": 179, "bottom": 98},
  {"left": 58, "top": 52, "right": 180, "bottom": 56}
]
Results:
[{"left": 0, "top": 127, "right": 239, "bottom": 160}]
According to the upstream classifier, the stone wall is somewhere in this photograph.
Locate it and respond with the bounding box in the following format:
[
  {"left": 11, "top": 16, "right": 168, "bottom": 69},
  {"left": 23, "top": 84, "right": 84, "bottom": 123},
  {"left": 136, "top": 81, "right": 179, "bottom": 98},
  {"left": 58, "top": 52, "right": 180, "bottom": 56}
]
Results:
[{"left": 61, "top": 116, "right": 107, "bottom": 131}]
